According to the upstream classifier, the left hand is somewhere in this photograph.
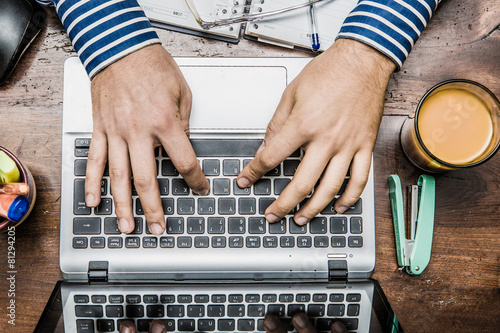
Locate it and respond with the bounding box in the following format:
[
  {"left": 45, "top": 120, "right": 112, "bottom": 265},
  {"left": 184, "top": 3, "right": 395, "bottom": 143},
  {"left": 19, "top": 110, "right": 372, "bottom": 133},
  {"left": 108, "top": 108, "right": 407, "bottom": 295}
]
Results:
[
  {"left": 237, "top": 39, "right": 396, "bottom": 225},
  {"left": 264, "top": 313, "right": 348, "bottom": 333}
]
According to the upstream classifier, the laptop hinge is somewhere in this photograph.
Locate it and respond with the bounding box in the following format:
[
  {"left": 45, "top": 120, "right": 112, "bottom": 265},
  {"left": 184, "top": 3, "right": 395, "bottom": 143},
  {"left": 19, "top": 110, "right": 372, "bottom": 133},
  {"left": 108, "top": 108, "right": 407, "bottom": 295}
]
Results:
[
  {"left": 328, "top": 260, "right": 348, "bottom": 285},
  {"left": 88, "top": 261, "right": 108, "bottom": 284}
]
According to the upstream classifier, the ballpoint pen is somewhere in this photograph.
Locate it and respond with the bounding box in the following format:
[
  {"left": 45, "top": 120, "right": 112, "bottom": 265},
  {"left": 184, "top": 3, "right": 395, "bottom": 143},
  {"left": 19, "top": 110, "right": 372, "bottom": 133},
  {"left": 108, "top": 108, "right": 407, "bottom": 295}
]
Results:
[{"left": 308, "top": 0, "right": 320, "bottom": 51}]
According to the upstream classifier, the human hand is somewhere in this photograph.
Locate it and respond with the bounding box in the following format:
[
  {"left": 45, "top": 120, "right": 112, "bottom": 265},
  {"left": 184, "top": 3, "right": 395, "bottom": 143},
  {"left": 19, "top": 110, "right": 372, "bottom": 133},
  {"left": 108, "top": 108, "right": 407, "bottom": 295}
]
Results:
[
  {"left": 237, "top": 39, "right": 396, "bottom": 225},
  {"left": 264, "top": 313, "right": 348, "bottom": 333},
  {"left": 119, "top": 319, "right": 167, "bottom": 333},
  {"left": 85, "top": 44, "right": 209, "bottom": 235}
]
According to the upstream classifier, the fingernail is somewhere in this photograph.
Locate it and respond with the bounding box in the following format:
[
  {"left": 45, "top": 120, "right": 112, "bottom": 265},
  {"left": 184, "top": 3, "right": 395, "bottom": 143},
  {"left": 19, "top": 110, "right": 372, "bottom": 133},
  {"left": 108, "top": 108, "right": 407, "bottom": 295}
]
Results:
[
  {"left": 264, "top": 316, "right": 279, "bottom": 331},
  {"left": 149, "top": 223, "right": 164, "bottom": 235},
  {"left": 118, "top": 218, "right": 133, "bottom": 233},
  {"left": 266, "top": 213, "right": 280, "bottom": 223},
  {"left": 332, "top": 320, "right": 347, "bottom": 333},
  {"left": 237, "top": 177, "right": 251, "bottom": 188},
  {"left": 86, "top": 193, "right": 95, "bottom": 207},
  {"left": 296, "top": 216, "right": 309, "bottom": 225},
  {"left": 294, "top": 313, "right": 308, "bottom": 329},
  {"left": 336, "top": 206, "right": 348, "bottom": 214}
]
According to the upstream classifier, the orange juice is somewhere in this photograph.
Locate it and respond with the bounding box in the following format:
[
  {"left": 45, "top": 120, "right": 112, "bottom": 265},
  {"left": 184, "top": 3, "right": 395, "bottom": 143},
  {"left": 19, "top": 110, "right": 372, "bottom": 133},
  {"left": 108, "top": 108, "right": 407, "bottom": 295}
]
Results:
[
  {"left": 417, "top": 88, "right": 493, "bottom": 165},
  {"left": 400, "top": 80, "right": 500, "bottom": 172}
]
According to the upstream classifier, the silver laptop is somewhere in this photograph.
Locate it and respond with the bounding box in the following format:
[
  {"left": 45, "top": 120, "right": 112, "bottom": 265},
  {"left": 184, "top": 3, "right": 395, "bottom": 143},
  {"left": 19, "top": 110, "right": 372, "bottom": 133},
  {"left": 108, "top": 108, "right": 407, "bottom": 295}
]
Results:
[{"left": 35, "top": 57, "right": 403, "bottom": 332}]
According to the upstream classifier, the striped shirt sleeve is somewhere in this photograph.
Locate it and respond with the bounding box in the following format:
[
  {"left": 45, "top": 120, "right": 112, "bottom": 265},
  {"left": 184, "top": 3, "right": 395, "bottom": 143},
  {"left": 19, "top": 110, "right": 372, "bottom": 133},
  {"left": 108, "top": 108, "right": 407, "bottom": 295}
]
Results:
[
  {"left": 337, "top": 0, "right": 442, "bottom": 70},
  {"left": 39, "top": 0, "right": 160, "bottom": 79}
]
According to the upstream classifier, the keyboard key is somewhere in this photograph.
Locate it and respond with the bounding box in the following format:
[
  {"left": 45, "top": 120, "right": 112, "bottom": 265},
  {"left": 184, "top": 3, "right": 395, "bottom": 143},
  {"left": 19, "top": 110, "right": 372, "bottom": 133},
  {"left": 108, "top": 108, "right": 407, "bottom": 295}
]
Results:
[
  {"left": 76, "top": 305, "right": 103, "bottom": 317},
  {"left": 309, "top": 217, "right": 327, "bottom": 234},
  {"left": 160, "top": 295, "right": 175, "bottom": 304},
  {"left": 90, "top": 237, "right": 105, "bottom": 249},
  {"left": 212, "top": 236, "right": 226, "bottom": 248},
  {"left": 208, "top": 217, "right": 225, "bottom": 234},
  {"left": 172, "top": 179, "right": 189, "bottom": 195},
  {"left": 187, "top": 217, "right": 204, "bottom": 234},
  {"left": 105, "top": 305, "right": 123, "bottom": 317},
  {"left": 344, "top": 199, "right": 362, "bottom": 214},
  {"left": 274, "top": 178, "right": 290, "bottom": 195},
  {"left": 178, "top": 319, "right": 195, "bottom": 331},
  {"left": 307, "top": 304, "right": 325, "bottom": 317},
  {"left": 109, "top": 295, "right": 124, "bottom": 304},
  {"left": 76, "top": 319, "right": 94, "bottom": 333},
  {"left": 229, "top": 236, "right": 243, "bottom": 248},
  {"left": 262, "top": 294, "right": 277, "bottom": 303},
  {"left": 107, "top": 237, "right": 122, "bottom": 248},
  {"left": 314, "top": 236, "right": 329, "bottom": 248},
  {"left": 158, "top": 178, "right": 169, "bottom": 195},
  {"left": 218, "top": 319, "right": 235, "bottom": 331},
  {"left": 254, "top": 179, "right": 271, "bottom": 195},
  {"left": 228, "top": 294, "right": 243, "bottom": 303},
  {"left": 74, "top": 295, "right": 89, "bottom": 303},
  {"left": 287, "top": 304, "right": 306, "bottom": 317},
  {"left": 313, "top": 294, "right": 327, "bottom": 302},
  {"left": 283, "top": 160, "right": 300, "bottom": 176},
  {"left": 74, "top": 159, "right": 87, "bottom": 176},
  {"left": 289, "top": 218, "right": 306, "bottom": 234},
  {"left": 126, "top": 295, "right": 141, "bottom": 304},
  {"left": 75, "top": 148, "right": 89, "bottom": 157},
  {"left": 267, "top": 304, "right": 285, "bottom": 316},
  {"left": 246, "top": 236, "right": 261, "bottom": 248},
  {"left": 218, "top": 198, "right": 236, "bottom": 214},
  {"left": 228, "top": 304, "right": 245, "bottom": 317},
  {"left": 147, "top": 305, "right": 164, "bottom": 317},
  {"left": 263, "top": 236, "right": 278, "bottom": 248},
  {"left": 203, "top": 159, "right": 220, "bottom": 176},
  {"left": 228, "top": 217, "right": 245, "bottom": 234},
  {"left": 207, "top": 305, "right": 225, "bottom": 317},
  {"left": 167, "top": 305, "right": 184, "bottom": 317},
  {"left": 238, "top": 319, "right": 255, "bottom": 331},
  {"left": 223, "top": 159, "right": 240, "bottom": 176},
  {"left": 245, "top": 294, "right": 260, "bottom": 303},
  {"left": 213, "top": 178, "right": 230, "bottom": 195},
  {"left": 296, "top": 294, "right": 311, "bottom": 302},
  {"left": 297, "top": 236, "right": 312, "bottom": 248},
  {"left": 265, "top": 165, "right": 281, "bottom": 176},
  {"left": 249, "top": 217, "right": 266, "bottom": 234},
  {"left": 318, "top": 318, "right": 359, "bottom": 331},
  {"left": 259, "top": 197, "right": 275, "bottom": 214},
  {"left": 104, "top": 217, "right": 120, "bottom": 234},
  {"left": 330, "top": 294, "right": 344, "bottom": 302},
  {"left": 177, "top": 237, "right": 192, "bottom": 248},
  {"left": 96, "top": 319, "right": 115, "bottom": 332},
  {"left": 143, "top": 237, "right": 157, "bottom": 248},
  {"left": 330, "top": 217, "right": 347, "bottom": 234},
  {"left": 75, "top": 138, "right": 91, "bottom": 148},
  {"left": 194, "top": 236, "right": 209, "bottom": 248},
  {"left": 346, "top": 293, "right": 362, "bottom": 302},
  {"left": 198, "top": 319, "right": 216, "bottom": 331},
  {"left": 94, "top": 198, "right": 112, "bottom": 215},
  {"left": 347, "top": 304, "right": 360, "bottom": 316},
  {"left": 327, "top": 304, "right": 345, "bottom": 316},
  {"left": 73, "top": 237, "right": 88, "bottom": 249},
  {"left": 187, "top": 305, "right": 204, "bottom": 317},
  {"left": 125, "top": 237, "right": 140, "bottom": 248},
  {"left": 350, "top": 217, "right": 363, "bottom": 234},
  {"left": 194, "top": 295, "right": 209, "bottom": 303},
  {"left": 162, "top": 198, "right": 174, "bottom": 215},
  {"left": 280, "top": 236, "right": 295, "bottom": 248},
  {"left": 211, "top": 295, "right": 226, "bottom": 303},
  {"left": 161, "top": 160, "right": 178, "bottom": 176},
  {"left": 331, "top": 236, "right": 346, "bottom": 248},
  {"left": 131, "top": 217, "right": 143, "bottom": 234},
  {"left": 198, "top": 198, "right": 215, "bottom": 215},
  {"left": 160, "top": 237, "right": 175, "bottom": 248},
  {"left": 177, "top": 198, "right": 195, "bottom": 215},
  {"left": 348, "top": 236, "right": 363, "bottom": 248},
  {"left": 279, "top": 294, "right": 294, "bottom": 303},
  {"left": 269, "top": 218, "right": 286, "bottom": 234},
  {"left": 248, "top": 304, "right": 265, "bottom": 316},
  {"left": 167, "top": 217, "right": 184, "bottom": 234},
  {"left": 238, "top": 198, "right": 256, "bottom": 215},
  {"left": 233, "top": 179, "right": 251, "bottom": 195},
  {"left": 73, "top": 218, "right": 101, "bottom": 235}
]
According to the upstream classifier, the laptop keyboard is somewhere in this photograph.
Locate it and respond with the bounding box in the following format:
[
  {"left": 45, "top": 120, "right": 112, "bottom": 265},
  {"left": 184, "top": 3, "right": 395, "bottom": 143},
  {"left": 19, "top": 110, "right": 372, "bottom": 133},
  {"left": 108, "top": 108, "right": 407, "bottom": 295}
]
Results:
[
  {"left": 72, "top": 138, "right": 363, "bottom": 250},
  {"left": 69, "top": 284, "right": 365, "bottom": 332}
]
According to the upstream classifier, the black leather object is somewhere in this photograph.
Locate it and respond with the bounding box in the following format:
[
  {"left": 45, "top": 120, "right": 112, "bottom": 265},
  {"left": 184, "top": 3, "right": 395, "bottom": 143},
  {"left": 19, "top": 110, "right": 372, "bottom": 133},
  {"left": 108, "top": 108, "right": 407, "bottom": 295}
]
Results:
[{"left": 0, "top": 0, "right": 46, "bottom": 83}]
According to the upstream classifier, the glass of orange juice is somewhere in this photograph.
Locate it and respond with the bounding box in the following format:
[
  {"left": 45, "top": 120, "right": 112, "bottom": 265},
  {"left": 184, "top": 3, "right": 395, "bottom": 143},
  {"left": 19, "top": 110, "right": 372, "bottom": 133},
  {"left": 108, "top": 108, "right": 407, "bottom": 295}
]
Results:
[{"left": 400, "top": 80, "right": 500, "bottom": 172}]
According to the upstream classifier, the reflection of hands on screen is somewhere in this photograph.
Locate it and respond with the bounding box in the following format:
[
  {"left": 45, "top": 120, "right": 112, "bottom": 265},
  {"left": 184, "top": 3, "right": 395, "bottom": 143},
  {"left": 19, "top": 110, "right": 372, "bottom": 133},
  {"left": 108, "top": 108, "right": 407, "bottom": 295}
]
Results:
[
  {"left": 238, "top": 38, "right": 395, "bottom": 226},
  {"left": 84, "top": 44, "right": 209, "bottom": 236},
  {"left": 264, "top": 313, "right": 348, "bottom": 333}
]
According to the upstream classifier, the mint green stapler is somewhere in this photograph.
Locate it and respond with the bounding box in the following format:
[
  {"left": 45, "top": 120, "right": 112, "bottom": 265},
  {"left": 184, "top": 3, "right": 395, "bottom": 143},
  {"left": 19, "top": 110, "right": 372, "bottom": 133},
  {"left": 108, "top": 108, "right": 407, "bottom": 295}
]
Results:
[{"left": 388, "top": 175, "right": 436, "bottom": 275}]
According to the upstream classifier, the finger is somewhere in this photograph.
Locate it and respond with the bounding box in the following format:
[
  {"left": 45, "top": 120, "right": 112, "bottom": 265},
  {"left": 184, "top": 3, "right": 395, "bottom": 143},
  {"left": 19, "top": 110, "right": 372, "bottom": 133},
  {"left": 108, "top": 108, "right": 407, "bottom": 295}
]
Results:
[
  {"left": 237, "top": 121, "right": 303, "bottom": 189},
  {"left": 294, "top": 154, "right": 351, "bottom": 225},
  {"left": 263, "top": 315, "right": 287, "bottom": 333},
  {"left": 128, "top": 140, "right": 165, "bottom": 235},
  {"left": 177, "top": 84, "right": 192, "bottom": 136},
  {"left": 149, "top": 320, "right": 167, "bottom": 333},
  {"left": 262, "top": 86, "right": 295, "bottom": 143},
  {"left": 265, "top": 145, "right": 330, "bottom": 223},
  {"left": 334, "top": 151, "right": 372, "bottom": 214},
  {"left": 85, "top": 131, "right": 108, "bottom": 207},
  {"left": 118, "top": 320, "right": 136, "bottom": 333},
  {"left": 159, "top": 123, "right": 209, "bottom": 196},
  {"left": 107, "top": 137, "right": 135, "bottom": 234},
  {"left": 331, "top": 320, "right": 348, "bottom": 333},
  {"left": 292, "top": 313, "right": 316, "bottom": 333}
]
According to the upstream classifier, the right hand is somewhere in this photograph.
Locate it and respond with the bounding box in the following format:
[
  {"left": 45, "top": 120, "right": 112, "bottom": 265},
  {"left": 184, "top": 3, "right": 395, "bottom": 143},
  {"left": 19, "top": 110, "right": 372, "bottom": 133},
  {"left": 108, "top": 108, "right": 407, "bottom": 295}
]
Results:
[
  {"left": 264, "top": 313, "right": 348, "bottom": 333},
  {"left": 85, "top": 44, "right": 209, "bottom": 235}
]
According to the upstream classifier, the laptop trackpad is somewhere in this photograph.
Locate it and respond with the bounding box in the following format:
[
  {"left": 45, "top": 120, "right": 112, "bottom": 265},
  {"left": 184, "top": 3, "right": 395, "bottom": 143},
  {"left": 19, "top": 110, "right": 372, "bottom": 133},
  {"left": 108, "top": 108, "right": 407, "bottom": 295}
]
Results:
[{"left": 181, "top": 65, "right": 288, "bottom": 131}]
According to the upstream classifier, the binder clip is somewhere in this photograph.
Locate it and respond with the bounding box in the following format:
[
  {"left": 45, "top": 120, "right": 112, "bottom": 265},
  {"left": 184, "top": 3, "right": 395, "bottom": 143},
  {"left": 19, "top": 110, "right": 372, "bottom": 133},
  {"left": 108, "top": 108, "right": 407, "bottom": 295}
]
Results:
[{"left": 388, "top": 175, "right": 435, "bottom": 275}]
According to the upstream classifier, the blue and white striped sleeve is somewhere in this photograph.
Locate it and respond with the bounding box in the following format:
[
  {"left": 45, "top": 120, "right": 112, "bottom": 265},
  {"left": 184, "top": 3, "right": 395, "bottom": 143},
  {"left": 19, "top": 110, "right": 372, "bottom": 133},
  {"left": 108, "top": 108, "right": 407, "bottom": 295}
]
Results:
[
  {"left": 37, "top": 0, "right": 160, "bottom": 79},
  {"left": 337, "top": 0, "right": 442, "bottom": 70}
]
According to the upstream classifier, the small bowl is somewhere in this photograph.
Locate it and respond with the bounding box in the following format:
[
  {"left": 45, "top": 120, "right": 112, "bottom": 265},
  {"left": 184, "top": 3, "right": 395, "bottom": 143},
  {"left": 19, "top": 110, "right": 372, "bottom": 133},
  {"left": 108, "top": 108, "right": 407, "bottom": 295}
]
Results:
[{"left": 0, "top": 146, "right": 36, "bottom": 231}]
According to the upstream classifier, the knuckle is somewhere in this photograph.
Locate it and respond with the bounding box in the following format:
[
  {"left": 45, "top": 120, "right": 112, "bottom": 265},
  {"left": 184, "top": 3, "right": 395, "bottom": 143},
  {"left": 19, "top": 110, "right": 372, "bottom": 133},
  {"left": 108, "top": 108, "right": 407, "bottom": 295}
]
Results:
[
  {"left": 290, "top": 179, "right": 314, "bottom": 198},
  {"left": 174, "top": 158, "right": 200, "bottom": 176},
  {"left": 133, "top": 175, "right": 157, "bottom": 192}
]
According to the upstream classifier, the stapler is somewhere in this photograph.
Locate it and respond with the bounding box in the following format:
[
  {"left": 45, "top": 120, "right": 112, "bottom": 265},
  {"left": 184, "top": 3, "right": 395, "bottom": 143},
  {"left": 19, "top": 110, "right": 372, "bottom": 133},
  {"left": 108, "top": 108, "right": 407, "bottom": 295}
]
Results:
[{"left": 388, "top": 174, "right": 435, "bottom": 275}]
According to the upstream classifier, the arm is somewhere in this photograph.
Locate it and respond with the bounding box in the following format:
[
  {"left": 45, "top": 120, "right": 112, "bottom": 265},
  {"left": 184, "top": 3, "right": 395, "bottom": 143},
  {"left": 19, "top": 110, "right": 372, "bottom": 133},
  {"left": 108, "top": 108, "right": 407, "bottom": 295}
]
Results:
[
  {"left": 238, "top": 0, "right": 441, "bottom": 225},
  {"left": 45, "top": 0, "right": 209, "bottom": 234}
]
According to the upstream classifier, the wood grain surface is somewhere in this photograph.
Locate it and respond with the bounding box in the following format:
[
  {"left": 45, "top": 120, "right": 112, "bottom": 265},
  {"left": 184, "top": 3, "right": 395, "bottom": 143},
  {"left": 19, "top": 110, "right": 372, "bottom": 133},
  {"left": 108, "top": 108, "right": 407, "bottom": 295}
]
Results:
[{"left": 0, "top": 0, "right": 499, "bottom": 332}]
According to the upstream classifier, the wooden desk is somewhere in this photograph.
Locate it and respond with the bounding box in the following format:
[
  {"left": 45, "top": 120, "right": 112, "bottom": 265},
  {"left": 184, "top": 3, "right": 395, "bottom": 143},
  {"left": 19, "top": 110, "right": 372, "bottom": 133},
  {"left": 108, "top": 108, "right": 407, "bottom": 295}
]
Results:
[{"left": 0, "top": 1, "right": 499, "bottom": 331}]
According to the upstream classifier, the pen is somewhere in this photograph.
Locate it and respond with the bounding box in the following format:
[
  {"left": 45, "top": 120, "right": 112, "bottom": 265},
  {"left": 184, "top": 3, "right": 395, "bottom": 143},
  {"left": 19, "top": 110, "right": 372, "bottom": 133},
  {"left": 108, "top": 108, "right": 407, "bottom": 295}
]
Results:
[
  {"left": 0, "top": 183, "right": 29, "bottom": 195},
  {"left": 308, "top": 0, "right": 320, "bottom": 51}
]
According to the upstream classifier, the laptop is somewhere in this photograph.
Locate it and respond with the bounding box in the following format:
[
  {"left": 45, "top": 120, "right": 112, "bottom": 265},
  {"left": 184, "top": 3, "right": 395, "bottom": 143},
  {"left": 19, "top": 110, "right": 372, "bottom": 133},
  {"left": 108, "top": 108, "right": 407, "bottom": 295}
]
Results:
[{"left": 35, "top": 56, "right": 403, "bottom": 332}]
